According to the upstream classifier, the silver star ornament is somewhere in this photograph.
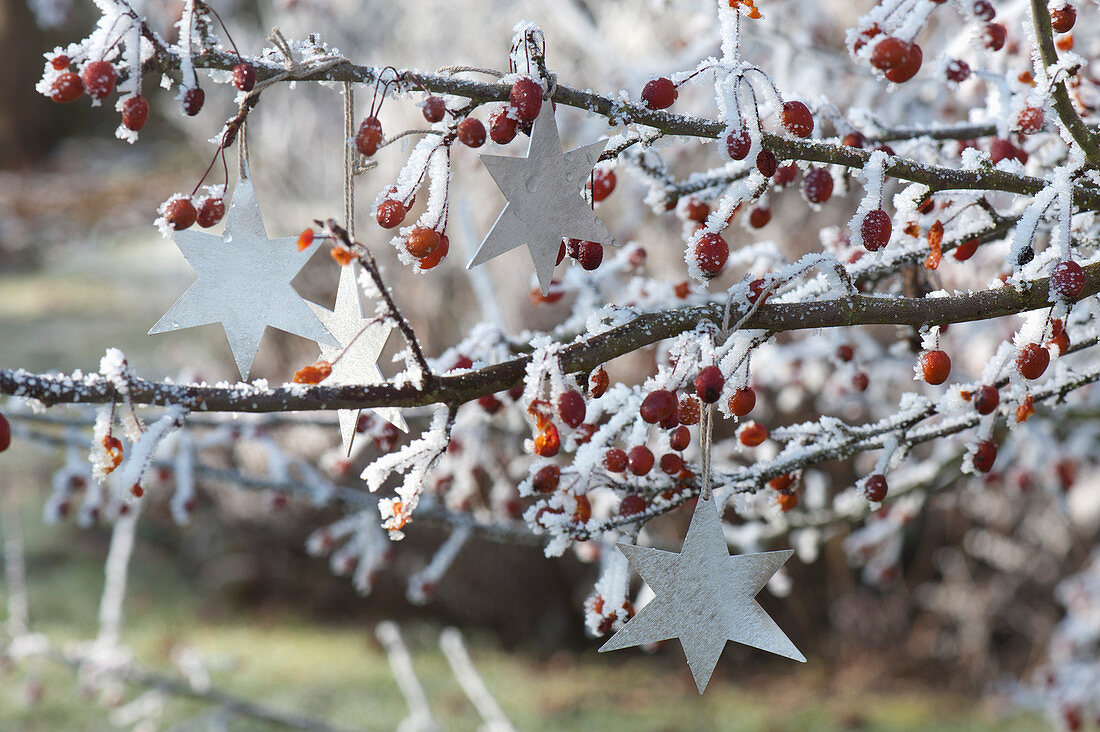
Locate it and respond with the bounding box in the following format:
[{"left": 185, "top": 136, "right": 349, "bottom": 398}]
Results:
[
  {"left": 150, "top": 178, "right": 336, "bottom": 379},
  {"left": 308, "top": 263, "right": 407, "bottom": 454},
  {"left": 468, "top": 102, "right": 616, "bottom": 294},
  {"left": 599, "top": 496, "right": 804, "bottom": 693}
]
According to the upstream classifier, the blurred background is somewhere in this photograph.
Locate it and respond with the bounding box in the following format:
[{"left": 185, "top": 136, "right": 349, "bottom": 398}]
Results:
[{"left": 2, "top": 0, "right": 1098, "bottom": 729}]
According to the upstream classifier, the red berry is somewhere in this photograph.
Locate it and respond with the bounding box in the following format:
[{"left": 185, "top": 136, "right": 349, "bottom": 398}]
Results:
[
  {"left": 945, "top": 59, "right": 971, "bottom": 83},
  {"left": 628, "top": 446, "right": 655, "bottom": 475},
  {"left": 1050, "top": 260, "right": 1085, "bottom": 300},
  {"left": 81, "top": 60, "right": 117, "bottom": 100},
  {"left": 694, "top": 232, "right": 729, "bottom": 278},
  {"left": 990, "top": 138, "right": 1027, "bottom": 165},
  {"left": 589, "top": 367, "right": 609, "bottom": 398},
  {"left": 620, "top": 494, "right": 647, "bottom": 516},
  {"left": 983, "top": 23, "right": 1006, "bottom": 51},
  {"left": 1016, "top": 343, "right": 1049, "bottom": 379},
  {"left": 232, "top": 62, "right": 256, "bottom": 92},
  {"left": 781, "top": 101, "right": 814, "bottom": 138},
  {"left": 605, "top": 448, "right": 628, "bottom": 472},
  {"left": 659, "top": 453, "right": 683, "bottom": 475},
  {"left": 802, "top": 168, "right": 833, "bottom": 204},
  {"left": 864, "top": 474, "right": 888, "bottom": 502},
  {"left": 478, "top": 394, "right": 502, "bottom": 414},
  {"left": 954, "top": 238, "right": 980, "bottom": 261},
  {"left": 1015, "top": 106, "right": 1044, "bottom": 134},
  {"left": 739, "top": 421, "right": 769, "bottom": 447},
  {"left": 182, "top": 87, "right": 204, "bottom": 116},
  {"left": 534, "top": 425, "right": 560, "bottom": 457},
  {"left": 920, "top": 350, "right": 951, "bottom": 385},
  {"left": 842, "top": 132, "right": 866, "bottom": 148},
  {"left": 684, "top": 197, "right": 710, "bottom": 223},
  {"left": 509, "top": 77, "right": 543, "bottom": 121},
  {"left": 405, "top": 227, "right": 441, "bottom": 257},
  {"left": 164, "top": 198, "right": 197, "bottom": 230},
  {"left": 576, "top": 241, "right": 603, "bottom": 270},
  {"left": 773, "top": 164, "right": 798, "bottom": 186},
  {"left": 726, "top": 128, "right": 751, "bottom": 160},
  {"left": 973, "top": 440, "right": 997, "bottom": 473},
  {"left": 573, "top": 494, "right": 592, "bottom": 523},
  {"left": 641, "top": 77, "right": 677, "bottom": 110},
  {"left": 376, "top": 199, "right": 406, "bottom": 229},
  {"left": 669, "top": 425, "right": 691, "bottom": 451},
  {"left": 121, "top": 95, "right": 149, "bottom": 131},
  {"left": 756, "top": 149, "right": 778, "bottom": 177},
  {"left": 1051, "top": 5, "right": 1076, "bottom": 33},
  {"left": 678, "top": 396, "right": 701, "bottom": 425},
  {"left": 728, "top": 387, "right": 756, "bottom": 417},
  {"left": 557, "top": 389, "right": 586, "bottom": 428},
  {"left": 457, "top": 118, "right": 486, "bottom": 147},
  {"left": 748, "top": 206, "right": 771, "bottom": 228},
  {"left": 836, "top": 344, "right": 854, "bottom": 362},
  {"left": 975, "top": 385, "right": 1000, "bottom": 415},
  {"left": 861, "top": 208, "right": 892, "bottom": 251},
  {"left": 532, "top": 465, "right": 560, "bottom": 493},
  {"left": 422, "top": 95, "right": 446, "bottom": 123},
  {"left": 695, "top": 366, "right": 725, "bottom": 404},
  {"left": 852, "top": 371, "right": 870, "bottom": 391},
  {"left": 588, "top": 169, "right": 616, "bottom": 202},
  {"left": 748, "top": 278, "right": 771, "bottom": 304},
  {"left": 356, "top": 116, "right": 384, "bottom": 156},
  {"left": 50, "top": 55, "right": 69, "bottom": 70},
  {"left": 973, "top": 0, "right": 995, "bottom": 20},
  {"left": 640, "top": 389, "right": 677, "bottom": 423},
  {"left": 0, "top": 412, "right": 10, "bottom": 452},
  {"left": 418, "top": 234, "right": 449, "bottom": 270},
  {"left": 196, "top": 197, "right": 225, "bottom": 228},
  {"left": 870, "top": 36, "right": 909, "bottom": 70},
  {"left": 50, "top": 72, "right": 83, "bottom": 103},
  {"left": 884, "top": 43, "right": 921, "bottom": 83},
  {"left": 489, "top": 107, "right": 518, "bottom": 144}
]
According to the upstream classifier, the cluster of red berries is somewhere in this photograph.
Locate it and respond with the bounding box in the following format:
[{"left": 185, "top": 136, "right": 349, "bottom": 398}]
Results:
[
  {"left": 162, "top": 192, "right": 226, "bottom": 231},
  {"left": 486, "top": 76, "right": 543, "bottom": 144},
  {"left": 374, "top": 190, "right": 449, "bottom": 270}
]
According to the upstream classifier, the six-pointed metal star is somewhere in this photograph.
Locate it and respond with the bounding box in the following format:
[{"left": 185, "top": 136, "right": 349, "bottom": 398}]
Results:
[
  {"left": 468, "top": 103, "right": 616, "bottom": 294},
  {"left": 599, "top": 495, "right": 805, "bottom": 693},
  {"left": 308, "top": 263, "right": 407, "bottom": 454},
  {"left": 149, "top": 178, "right": 336, "bottom": 379}
]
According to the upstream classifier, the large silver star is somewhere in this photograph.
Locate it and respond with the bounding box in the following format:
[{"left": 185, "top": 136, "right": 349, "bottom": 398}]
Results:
[
  {"left": 149, "top": 178, "right": 336, "bottom": 379},
  {"left": 599, "top": 496, "right": 804, "bottom": 693},
  {"left": 308, "top": 263, "right": 407, "bottom": 454},
  {"left": 468, "top": 102, "right": 616, "bottom": 294}
]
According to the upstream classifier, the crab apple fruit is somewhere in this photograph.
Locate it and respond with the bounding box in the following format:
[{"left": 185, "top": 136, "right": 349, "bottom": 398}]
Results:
[
  {"left": 726, "top": 128, "right": 751, "bottom": 160},
  {"left": 728, "top": 387, "right": 756, "bottom": 417},
  {"left": 669, "top": 425, "right": 691, "bottom": 451},
  {"left": 81, "top": 60, "right": 117, "bottom": 99},
  {"left": 802, "top": 168, "right": 833, "bottom": 204},
  {"left": 489, "top": 107, "right": 518, "bottom": 144},
  {"left": 576, "top": 240, "right": 603, "bottom": 270},
  {"left": 694, "top": 366, "right": 725, "bottom": 404},
  {"left": 182, "top": 87, "right": 205, "bottom": 116},
  {"left": 457, "top": 118, "right": 486, "bottom": 147},
  {"left": 50, "top": 55, "right": 69, "bottom": 70},
  {"left": 356, "top": 116, "right": 384, "bottom": 156},
  {"left": 864, "top": 474, "right": 888, "bottom": 502},
  {"left": 0, "top": 412, "right": 9, "bottom": 452},
  {"left": 640, "top": 389, "right": 677, "bottom": 424},
  {"left": 532, "top": 465, "right": 560, "bottom": 493},
  {"left": 781, "top": 101, "right": 814, "bottom": 138},
  {"left": 478, "top": 394, "right": 502, "bottom": 414},
  {"left": 694, "top": 232, "right": 729, "bottom": 278},
  {"left": 588, "top": 169, "right": 616, "bottom": 202},
  {"left": 945, "top": 59, "right": 971, "bottom": 83},
  {"left": 1050, "top": 260, "right": 1085, "bottom": 300},
  {"left": 641, "top": 77, "right": 677, "bottom": 109},
  {"left": 120, "top": 95, "right": 149, "bottom": 131},
  {"left": 973, "top": 440, "right": 997, "bottom": 473},
  {"left": 975, "top": 385, "right": 1000, "bottom": 415},
  {"left": 836, "top": 344, "right": 854, "bottom": 362},
  {"left": 773, "top": 164, "right": 798, "bottom": 186},
  {"left": 50, "top": 72, "right": 84, "bottom": 103},
  {"left": 739, "top": 421, "right": 768, "bottom": 447},
  {"left": 983, "top": 23, "right": 1006, "bottom": 51},
  {"left": 417, "top": 234, "right": 449, "bottom": 270},
  {"left": 748, "top": 206, "right": 771, "bottom": 228},
  {"left": 422, "top": 95, "right": 446, "bottom": 123},
  {"left": 678, "top": 395, "right": 701, "bottom": 425},
  {"left": 573, "top": 494, "right": 592, "bottom": 523},
  {"left": 405, "top": 227, "right": 441, "bottom": 257},
  {"left": 861, "top": 208, "right": 892, "bottom": 251},
  {"left": 628, "top": 446, "right": 655, "bottom": 476},
  {"left": 660, "top": 453, "right": 683, "bottom": 475},
  {"left": 509, "top": 77, "right": 543, "bottom": 121},
  {"left": 1051, "top": 4, "right": 1076, "bottom": 32},
  {"left": 375, "top": 199, "right": 406, "bottom": 229},
  {"left": 196, "top": 197, "right": 225, "bottom": 228},
  {"left": 1014, "top": 107, "right": 1044, "bottom": 134},
  {"left": 852, "top": 371, "right": 870, "bottom": 391},
  {"left": 884, "top": 43, "right": 921, "bottom": 83},
  {"left": 534, "top": 425, "right": 560, "bottom": 457},
  {"left": 756, "top": 149, "right": 778, "bottom": 177},
  {"left": 232, "top": 62, "right": 256, "bottom": 92},
  {"left": 557, "top": 389, "right": 586, "bottom": 428},
  {"left": 589, "top": 367, "right": 609, "bottom": 398},
  {"left": 164, "top": 198, "right": 197, "bottom": 230},
  {"left": 919, "top": 349, "right": 951, "bottom": 385},
  {"left": 684, "top": 198, "right": 710, "bottom": 223},
  {"left": 605, "top": 448, "right": 627, "bottom": 472},
  {"left": 870, "top": 36, "right": 909, "bottom": 70},
  {"left": 620, "top": 494, "right": 647, "bottom": 516},
  {"left": 954, "top": 238, "right": 980, "bottom": 261},
  {"left": 1016, "top": 343, "right": 1050, "bottom": 380}
]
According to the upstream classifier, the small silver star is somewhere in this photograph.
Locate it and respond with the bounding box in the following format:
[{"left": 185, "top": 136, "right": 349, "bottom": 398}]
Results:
[
  {"left": 149, "top": 178, "right": 336, "bottom": 379},
  {"left": 599, "top": 496, "right": 804, "bottom": 693},
  {"left": 468, "top": 103, "right": 616, "bottom": 294},
  {"left": 308, "top": 263, "right": 407, "bottom": 454}
]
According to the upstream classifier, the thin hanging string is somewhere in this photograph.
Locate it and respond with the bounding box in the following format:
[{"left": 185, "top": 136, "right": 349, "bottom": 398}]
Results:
[
  {"left": 237, "top": 120, "right": 249, "bottom": 181},
  {"left": 701, "top": 290, "right": 736, "bottom": 503},
  {"left": 343, "top": 82, "right": 355, "bottom": 239}
]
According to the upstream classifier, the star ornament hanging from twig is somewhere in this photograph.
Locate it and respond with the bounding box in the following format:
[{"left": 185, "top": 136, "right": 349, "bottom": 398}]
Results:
[
  {"left": 308, "top": 263, "right": 407, "bottom": 455},
  {"left": 599, "top": 496, "right": 805, "bottom": 693},
  {"left": 150, "top": 178, "right": 337, "bottom": 379},
  {"left": 468, "top": 102, "right": 616, "bottom": 294}
]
